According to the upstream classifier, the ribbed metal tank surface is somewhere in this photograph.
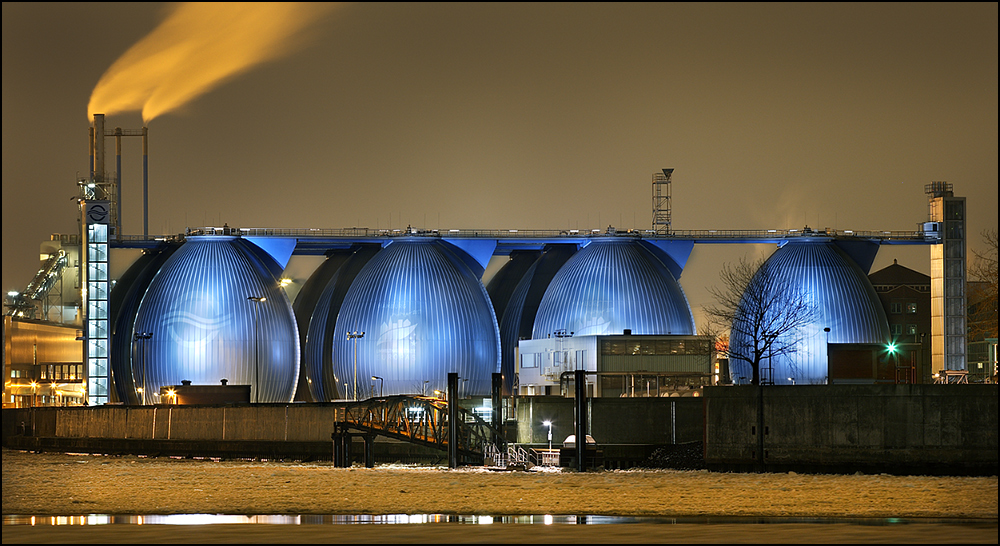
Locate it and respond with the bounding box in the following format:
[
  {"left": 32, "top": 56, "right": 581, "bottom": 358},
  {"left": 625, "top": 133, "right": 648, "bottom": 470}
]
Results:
[
  {"left": 131, "top": 236, "right": 300, "bottom": 403},
  {"left": 330, "top": 239, "right": 500, "bottom": 399},
  {"left": 531, "top": 238, "right": 696, "bottom": 339},
  {"left": 728, "top": 240, "right": 890, "bottom": 385},
  {"left": 109, "top": 243, "right": 180, "bottom": 404},
  {"left": 300, "top": 245, "right": 381, "bottom": 401},
  {"left": 495, "top": 244, "right": 578, "bottom": 395}
]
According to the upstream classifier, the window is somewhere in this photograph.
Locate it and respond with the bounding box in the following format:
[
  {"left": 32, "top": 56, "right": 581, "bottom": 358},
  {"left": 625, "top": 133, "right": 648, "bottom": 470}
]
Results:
[
  {"left": 891, "top": 324, "right": 903, "bottom": 335},
  {"left": 890, "top": 302, "right": 902, "bottom": 314},
  {"left": 520, "top": 353, "right": 538, "bottom": 369},
  {"left": 906, "top": 303, "right": 917, "bottom": 314},
  {"left": 906, "top": 324, "right": 918, "bottom": 335}
]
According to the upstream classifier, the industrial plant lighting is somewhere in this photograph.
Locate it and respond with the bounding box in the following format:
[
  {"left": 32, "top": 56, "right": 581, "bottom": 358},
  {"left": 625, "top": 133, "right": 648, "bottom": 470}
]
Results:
[
  {"left": 887, "top": 342, "right": 898, "bottom": 354},
  {"left": 279, "top": 278, "right": 292, "bottom": 287}
]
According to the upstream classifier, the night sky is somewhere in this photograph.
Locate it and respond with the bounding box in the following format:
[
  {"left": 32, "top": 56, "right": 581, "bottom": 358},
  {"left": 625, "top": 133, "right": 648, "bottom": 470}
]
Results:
[{"left": 3, "top": 2, "right": 997, "bottom": 327}]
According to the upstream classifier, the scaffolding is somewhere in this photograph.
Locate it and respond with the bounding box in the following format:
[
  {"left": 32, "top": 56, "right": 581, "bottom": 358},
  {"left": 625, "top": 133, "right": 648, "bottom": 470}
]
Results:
[{"left": 652, "top": 168, "right": 673, "bottom": 235}]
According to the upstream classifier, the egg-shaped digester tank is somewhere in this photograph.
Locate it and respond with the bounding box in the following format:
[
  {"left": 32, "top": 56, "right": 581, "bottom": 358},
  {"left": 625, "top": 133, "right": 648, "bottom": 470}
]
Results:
[
  {"left": 728, "top": 241, "right": 890, "bottom": 385},
  {"left": 330, "top": 239, "right": 500, "bottom": 399},
  {"left": 532, "top": 238, "right": 696, "bottom": 338},
  {"left": 300, "top": 245, "right": 381, "bottom": 401},
  {"left": 131, "top": 236, "right": 299, "bottom": 403}
]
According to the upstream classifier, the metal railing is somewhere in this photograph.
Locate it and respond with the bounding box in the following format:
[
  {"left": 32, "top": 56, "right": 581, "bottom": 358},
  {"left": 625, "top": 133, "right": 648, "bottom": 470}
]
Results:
[
  {"left": 336, "top": 395, "right": 503, "bottom": 464},
  {"left": 116, "top": 225, "right": 937, "bottom": 243}
]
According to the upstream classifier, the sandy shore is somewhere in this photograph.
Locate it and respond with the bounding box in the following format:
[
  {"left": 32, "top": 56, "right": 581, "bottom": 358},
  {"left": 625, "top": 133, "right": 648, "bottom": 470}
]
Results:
[{"left": 2, "top": 449, "right": 997, "bottom": 543}]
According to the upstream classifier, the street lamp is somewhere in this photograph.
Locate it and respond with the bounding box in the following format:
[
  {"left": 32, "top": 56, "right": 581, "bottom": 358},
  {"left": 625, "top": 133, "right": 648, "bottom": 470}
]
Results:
[
  {"left": 347, "top": 331, "right": 364, "bottom": 400},
  {"left": 543, "top": 420, "right": 553, "bottom": 453},
  {"left": 248, "top": 296, "right": 266, "bottom": 404},
  {"left": 134, "top": 331, "right": 152, "bottom": 405},
  {"left": 371, "top": 375, "right": 383, "bottom": 398}
]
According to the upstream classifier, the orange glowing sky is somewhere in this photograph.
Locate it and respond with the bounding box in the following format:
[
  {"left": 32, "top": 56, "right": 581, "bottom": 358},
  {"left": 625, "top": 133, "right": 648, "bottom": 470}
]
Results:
[{"left": 2, "top": 2, "right": 997, "bottom": 324}]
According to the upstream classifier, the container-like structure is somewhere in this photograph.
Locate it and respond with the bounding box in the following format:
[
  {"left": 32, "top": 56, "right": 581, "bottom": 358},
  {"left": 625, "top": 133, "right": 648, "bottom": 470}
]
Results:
[
  {"left": 329, "top": 239, "right": 500, "bottom": 399},
  {"left": 728, "top": 241, "right": 891, "bottom": 385},
  {"left": 531, "top": 238, "right": 696, "bottom": 339},
  {"left": 130, "top": 236, "right": 300, "bottom": 403}
]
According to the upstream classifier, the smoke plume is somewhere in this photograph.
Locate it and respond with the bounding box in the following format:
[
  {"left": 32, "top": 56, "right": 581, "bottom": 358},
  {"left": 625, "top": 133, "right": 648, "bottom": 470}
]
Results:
[{"left": 88, "top": 2, "right": 339, "bottom": 122}]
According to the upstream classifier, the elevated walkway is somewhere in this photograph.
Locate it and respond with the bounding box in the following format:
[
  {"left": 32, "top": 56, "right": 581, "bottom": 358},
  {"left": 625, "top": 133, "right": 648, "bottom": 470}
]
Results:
[{"left": 329, "top": 395, "right": 505, "bottom": 467}]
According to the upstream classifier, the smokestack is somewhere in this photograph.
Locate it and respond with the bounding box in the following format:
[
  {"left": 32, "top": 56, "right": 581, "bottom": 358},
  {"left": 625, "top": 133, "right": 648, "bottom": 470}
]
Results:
[
  {"left": 89, "top": 126, "right": 95, "bottom": 179},
  {"left": 143, "top": 126, "right": 148, "bottom": 238},
  {"left": 93, "top": 114, "right": 105, "bottom": 183},
  {"left": 116, "top": 127, "right": 123, "bottom": 237}
]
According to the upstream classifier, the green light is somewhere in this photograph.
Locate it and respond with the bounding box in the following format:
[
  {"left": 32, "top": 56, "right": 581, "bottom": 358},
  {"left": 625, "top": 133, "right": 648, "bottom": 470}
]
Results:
[{"left": 887, "top": 342, "right": 897, "bottom": 354}]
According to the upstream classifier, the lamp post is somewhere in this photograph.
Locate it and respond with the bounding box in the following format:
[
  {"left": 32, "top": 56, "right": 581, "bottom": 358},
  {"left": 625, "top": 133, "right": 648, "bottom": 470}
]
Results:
[
  {"left": 134, "top": 331, "right": 152, "bottom": 405},
  {"left": 371, "top": 375, "right": 383, "bottom": 398},
  {"left": 347, "top": 331, "right": 364, "bottom": 400},
  {"left": 543, "top": 420, "right": 552, "bottom": 453},
  {"left": 248, "top": 296, "right": 266, "bottom": 404}
]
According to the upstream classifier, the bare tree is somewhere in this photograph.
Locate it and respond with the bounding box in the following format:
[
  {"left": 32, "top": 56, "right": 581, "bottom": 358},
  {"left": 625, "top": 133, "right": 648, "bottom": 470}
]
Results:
[
  {"left": 698, "top": 310, "right": 731, "bottom": 380},
  {"left": 705, "top": 257, "right": 817, "bottom": 386},
  {"left": 968, "top": 228, "right": 998, "bottom": 341}
]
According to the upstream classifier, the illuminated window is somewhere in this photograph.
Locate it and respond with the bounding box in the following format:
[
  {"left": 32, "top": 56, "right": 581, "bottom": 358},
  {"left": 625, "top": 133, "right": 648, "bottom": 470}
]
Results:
[
  {"left": 906, "top": 324, "right": 918, "bottom": 335},
  {"left": 906, "top": 303, "right": 917, "bottom": 313},
  {"left": 520, "top": 353, "right": 539, "bottom": 369}
]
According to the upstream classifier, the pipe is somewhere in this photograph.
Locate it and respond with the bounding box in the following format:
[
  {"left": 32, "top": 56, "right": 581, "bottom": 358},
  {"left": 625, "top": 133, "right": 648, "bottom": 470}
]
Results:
[
  {"left": 89, "top": 126, "right": 95, "bottom": 180},
  {"left": 116, "top": 127, "right": 122, "bottom": 237},
  {"left": 143, "top": 127, "right": 148, "bottom": 239},
  {"left": 93, "top": 114, "right": 105, "bottom": 185}
]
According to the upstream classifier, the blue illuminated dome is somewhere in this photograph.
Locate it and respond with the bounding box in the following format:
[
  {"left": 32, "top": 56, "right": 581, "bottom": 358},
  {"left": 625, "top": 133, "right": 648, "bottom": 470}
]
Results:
[
  {"left": 298, "top": 245, "right": 381, "bottom": 401},
  {"left": 131, "top": 236, "right": 300, "bottom": 403},
  {"left": 729, "top": 241, "right": 890, "bottom": 385},
  {"left": 491, "top": 245, "right": 577, "bottom": 395},
  {"left": 330, "top": 239, "right": 500, "bottom": 398},
  {"left": 109, "top": 243, "right": 180, "bottom": 404},
  {"left": 532, "top": 238, "right": 696, "bottom": 338}
]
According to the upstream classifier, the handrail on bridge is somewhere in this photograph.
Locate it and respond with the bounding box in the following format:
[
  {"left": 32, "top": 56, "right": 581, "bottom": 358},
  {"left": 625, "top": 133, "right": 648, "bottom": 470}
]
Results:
[
  {"left": 121, "top": 225, "right": 938, "bottom": 243},
  {"left": 333, "top": 394, "right": 504, "bottom": 465}
]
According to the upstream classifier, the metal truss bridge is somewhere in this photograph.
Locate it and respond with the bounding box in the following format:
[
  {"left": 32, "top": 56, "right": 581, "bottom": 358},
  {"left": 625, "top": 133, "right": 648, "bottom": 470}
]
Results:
[{"left": 330, "top": 395, "right": 504, "bottom": 467}]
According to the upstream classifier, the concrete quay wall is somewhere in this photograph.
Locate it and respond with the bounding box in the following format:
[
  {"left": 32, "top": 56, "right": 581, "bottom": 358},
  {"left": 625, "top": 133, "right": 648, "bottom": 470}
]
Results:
[{"left": 703, "top": 384, "right": 998, "bottom": 475}]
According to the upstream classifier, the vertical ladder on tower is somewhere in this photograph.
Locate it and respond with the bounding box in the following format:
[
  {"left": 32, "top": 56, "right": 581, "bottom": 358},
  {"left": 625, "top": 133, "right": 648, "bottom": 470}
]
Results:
[{"left": 652, "top": 168, "right": 673, "bottom": 235}]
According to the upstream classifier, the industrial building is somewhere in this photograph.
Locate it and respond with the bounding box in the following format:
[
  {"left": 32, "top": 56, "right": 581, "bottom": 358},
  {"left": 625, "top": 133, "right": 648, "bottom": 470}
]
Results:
[{"left": 3, "top": 115, "right": 977, "bottom": 413}]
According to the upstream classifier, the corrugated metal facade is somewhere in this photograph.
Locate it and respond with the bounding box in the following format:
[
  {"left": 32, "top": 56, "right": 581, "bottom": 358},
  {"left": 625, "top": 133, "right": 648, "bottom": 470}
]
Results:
[
  {"left": 299, "top": 245, "right": 381, "bottom": 401},
  {"left": 494, "top": 244, "right": 578, "bottom": 395},
  {"left": 531, "top": 238, "right": 696, "bottom": 339},
  {"left": 729, "top": 241, "right": 890, "bottom": 385},
  {"left": 329, "top": 239, "right": 501, "bottom": 399},
  {"left": 130, "top": 237, "right": 300, "bottom": 403}
]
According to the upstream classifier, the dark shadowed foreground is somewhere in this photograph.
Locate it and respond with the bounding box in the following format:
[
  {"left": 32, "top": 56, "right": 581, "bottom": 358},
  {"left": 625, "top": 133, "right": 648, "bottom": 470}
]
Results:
[{"left": 3, "top": 449, "right": 996, "bottom": 544}]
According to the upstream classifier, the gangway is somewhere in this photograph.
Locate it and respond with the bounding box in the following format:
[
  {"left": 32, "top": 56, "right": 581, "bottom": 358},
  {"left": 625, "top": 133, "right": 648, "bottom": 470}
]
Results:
[
  {"left": 331, "top": 395, "right": 504, "bottom": 467},
  {"left": 6, "top": 250, "right": 67, "bottom": 319}
]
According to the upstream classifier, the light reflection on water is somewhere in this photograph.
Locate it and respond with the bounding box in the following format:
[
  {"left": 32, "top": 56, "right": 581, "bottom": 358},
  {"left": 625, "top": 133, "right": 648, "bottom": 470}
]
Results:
[
  {"left": 3, "top": 514, "right": 572, "bottom": 526},
  {"left": 2, "top": 514, "right": 975, "bottom": 527}
]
